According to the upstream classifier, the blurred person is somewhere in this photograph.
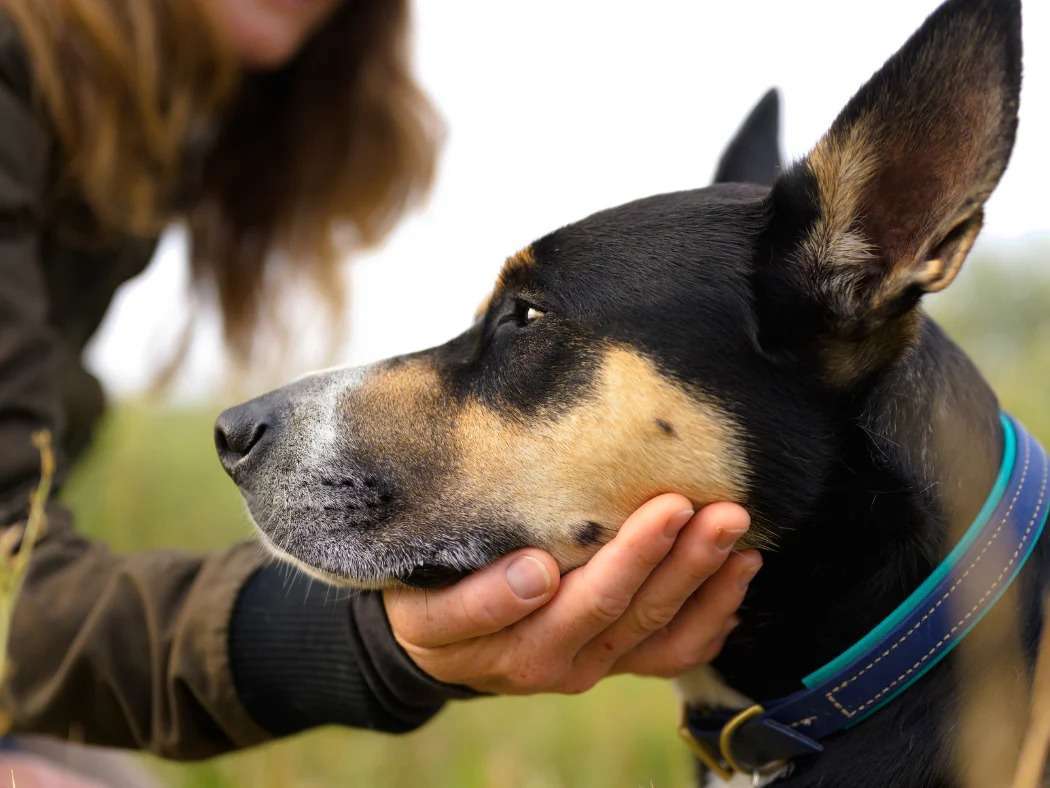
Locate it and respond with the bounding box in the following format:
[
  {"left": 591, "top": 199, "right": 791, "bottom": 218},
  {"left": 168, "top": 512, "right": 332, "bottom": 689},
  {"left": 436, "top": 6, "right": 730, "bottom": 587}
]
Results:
[{"left": 0, "top": 0, "right": 761, "bottom": 767}]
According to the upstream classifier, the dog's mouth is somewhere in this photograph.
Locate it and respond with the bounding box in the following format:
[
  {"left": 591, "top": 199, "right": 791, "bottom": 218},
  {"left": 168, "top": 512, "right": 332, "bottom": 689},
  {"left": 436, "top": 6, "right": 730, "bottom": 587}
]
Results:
[{"left": 398, "top": 563, "right": 473, "bottom": 589}]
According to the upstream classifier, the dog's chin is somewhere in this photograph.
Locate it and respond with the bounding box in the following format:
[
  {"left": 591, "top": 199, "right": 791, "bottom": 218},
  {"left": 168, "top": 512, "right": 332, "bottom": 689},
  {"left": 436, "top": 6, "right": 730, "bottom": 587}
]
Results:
[
  {"left": 255, "top": 532, "right": 377, "bottom": 588},
  {"left": 249, "top": 511, "right": 499, "bottom": 590},
  {"left": 262, "top": 537, "right": 476, "bottom": 590}
]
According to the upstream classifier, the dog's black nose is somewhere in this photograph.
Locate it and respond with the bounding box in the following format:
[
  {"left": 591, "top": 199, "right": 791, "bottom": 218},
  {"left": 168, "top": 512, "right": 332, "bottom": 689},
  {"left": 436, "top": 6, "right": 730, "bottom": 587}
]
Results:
[{"left": 215, "top": 399, "right": 275, "bottom": 475}]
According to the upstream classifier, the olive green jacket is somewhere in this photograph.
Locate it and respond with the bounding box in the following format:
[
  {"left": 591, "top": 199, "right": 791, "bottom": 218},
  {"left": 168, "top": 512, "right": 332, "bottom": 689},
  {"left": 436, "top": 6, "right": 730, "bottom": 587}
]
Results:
[{"left": 0, "top": 16, "right": 460, "bottom": 759}]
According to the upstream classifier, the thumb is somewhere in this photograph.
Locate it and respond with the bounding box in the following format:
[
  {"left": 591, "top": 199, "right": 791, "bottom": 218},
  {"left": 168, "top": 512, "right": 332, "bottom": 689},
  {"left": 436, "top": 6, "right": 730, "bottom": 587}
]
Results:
[{"left": 384, "top": 549, "right": 560, "bottom": 648}]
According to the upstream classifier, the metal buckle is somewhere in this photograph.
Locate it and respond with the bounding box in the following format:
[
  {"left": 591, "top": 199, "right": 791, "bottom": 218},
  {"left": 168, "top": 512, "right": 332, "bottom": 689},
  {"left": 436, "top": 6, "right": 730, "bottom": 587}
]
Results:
[
  {"left": 677, "top": 719, "right": 734, "bottom": 782},
  {"left": 679, "top": 704, "right": 790, "bottom": 785}
]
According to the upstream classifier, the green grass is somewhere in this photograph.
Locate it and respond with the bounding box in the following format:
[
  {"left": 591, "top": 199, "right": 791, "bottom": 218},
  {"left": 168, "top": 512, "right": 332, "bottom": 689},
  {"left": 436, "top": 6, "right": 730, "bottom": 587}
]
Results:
[{"left": 59, "top": 252, "right": 1050, "bottom": 787}]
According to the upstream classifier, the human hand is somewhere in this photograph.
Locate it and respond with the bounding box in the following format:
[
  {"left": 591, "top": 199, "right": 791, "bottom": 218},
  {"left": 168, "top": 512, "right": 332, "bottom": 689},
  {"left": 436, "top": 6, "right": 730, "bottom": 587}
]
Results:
[{"left": 383, "top": 494, "right": 762, "bottom": 694}]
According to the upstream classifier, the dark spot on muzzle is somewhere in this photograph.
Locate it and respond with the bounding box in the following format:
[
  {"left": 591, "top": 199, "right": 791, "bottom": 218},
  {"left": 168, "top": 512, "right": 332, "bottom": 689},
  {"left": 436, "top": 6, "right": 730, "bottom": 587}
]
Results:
[
  {"left": 654, "top": 418, "right": 677, "bottom": 437},
  {"left": 575, "top": 521, "right": 606, "bottom": 546}
]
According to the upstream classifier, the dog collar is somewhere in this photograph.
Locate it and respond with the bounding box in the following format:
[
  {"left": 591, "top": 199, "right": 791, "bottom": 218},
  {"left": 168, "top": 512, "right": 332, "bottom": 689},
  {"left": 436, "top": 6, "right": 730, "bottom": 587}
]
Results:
[{"left": 680, "top": 412, "right": 1050, "bottom": 784}]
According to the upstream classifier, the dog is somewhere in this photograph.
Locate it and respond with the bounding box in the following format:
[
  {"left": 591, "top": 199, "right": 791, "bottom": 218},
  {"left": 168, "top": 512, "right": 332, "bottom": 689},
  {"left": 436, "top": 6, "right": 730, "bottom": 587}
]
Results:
[{"left": 215, "top": 0, "right": 1048, "bottom": 784}]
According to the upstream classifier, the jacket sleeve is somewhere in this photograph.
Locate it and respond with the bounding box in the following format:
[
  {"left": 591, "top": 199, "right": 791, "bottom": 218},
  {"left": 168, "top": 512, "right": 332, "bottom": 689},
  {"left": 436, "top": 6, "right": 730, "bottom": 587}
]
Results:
[
  {"left": 0, "top": 46, "right": 464, "bottom": 759},
  {"left": 0, "top": 51, "right": 273, "bottom": 757}
]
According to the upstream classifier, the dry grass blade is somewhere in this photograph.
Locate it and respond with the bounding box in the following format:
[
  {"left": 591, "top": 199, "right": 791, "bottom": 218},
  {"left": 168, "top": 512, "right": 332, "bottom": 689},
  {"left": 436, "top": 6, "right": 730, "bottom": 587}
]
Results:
[{"left": 0, "top": 432, "right": 54, "bottom": 709}]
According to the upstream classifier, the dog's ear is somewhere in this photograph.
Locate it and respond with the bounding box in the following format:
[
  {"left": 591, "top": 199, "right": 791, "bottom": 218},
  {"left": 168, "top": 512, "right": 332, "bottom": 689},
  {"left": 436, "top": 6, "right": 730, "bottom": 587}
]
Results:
[
  {"left": 714, "top": 88, "right": 782, "bottom": 186},
  {"left": 765, "top": 0, "right": 1021, "bottom": 338}
]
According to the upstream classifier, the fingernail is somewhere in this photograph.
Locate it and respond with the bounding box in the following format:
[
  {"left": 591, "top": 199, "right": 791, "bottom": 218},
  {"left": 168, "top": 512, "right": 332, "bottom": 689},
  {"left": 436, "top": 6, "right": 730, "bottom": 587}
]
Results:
[
  {"left": 716, "top": 526, "right": 748, "bottom": 551},
  {"left": 506, "top": 556, "right": 552, "bottom": 600},
  {"left": 738, "top": 559, "right": 762, "bottom": 590},
  {"left": 665, "top": 508, "right": 696, "bottom": 538},
  {"left": 725, "top": 615, "right": 741, "bottom": 633}
]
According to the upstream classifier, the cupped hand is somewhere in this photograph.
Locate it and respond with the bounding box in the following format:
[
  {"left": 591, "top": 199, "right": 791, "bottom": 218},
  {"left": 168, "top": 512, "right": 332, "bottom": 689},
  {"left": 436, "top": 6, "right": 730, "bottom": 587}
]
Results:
[{"left": 383, "top": 494, "right": 762, "bottom": 694}]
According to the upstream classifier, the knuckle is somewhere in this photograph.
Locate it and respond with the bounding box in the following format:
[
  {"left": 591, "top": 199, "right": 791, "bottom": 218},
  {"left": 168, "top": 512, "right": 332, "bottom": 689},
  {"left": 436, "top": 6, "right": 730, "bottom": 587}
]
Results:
[
  {"left": 589, "top": 590, "right": 633, "bottom": 625},
  {"left": 682, "top": 539, "right": 724, "bottom": 579},
  {"left": 631, "top": 602, "right": 679, "bottom": 635},
  {"left": 635, "top": 540, "right": 674, "bottom": 569}
]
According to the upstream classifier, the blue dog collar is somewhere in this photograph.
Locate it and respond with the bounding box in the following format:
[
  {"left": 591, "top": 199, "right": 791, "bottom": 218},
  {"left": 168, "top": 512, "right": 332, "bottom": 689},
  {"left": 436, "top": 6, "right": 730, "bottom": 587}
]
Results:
[{"left": 681, "top": 413, "right": 1050, "bottom": 783}]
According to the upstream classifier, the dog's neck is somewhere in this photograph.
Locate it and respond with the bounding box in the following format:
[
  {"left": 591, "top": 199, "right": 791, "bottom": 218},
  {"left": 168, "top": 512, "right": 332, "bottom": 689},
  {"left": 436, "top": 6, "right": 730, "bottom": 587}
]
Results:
[
  {"left": 714, "top": 314, "right": 1002, "bottom": 701},
  {"left": 855, "top": 317, "right": 1002, "bottom": 543}
]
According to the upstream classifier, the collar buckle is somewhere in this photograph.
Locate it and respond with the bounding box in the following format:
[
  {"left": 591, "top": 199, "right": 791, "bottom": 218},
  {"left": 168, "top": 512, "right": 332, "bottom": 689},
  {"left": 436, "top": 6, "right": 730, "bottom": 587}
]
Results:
[{"left": 678, "top": 704, "right": 791, "bottom": 784}]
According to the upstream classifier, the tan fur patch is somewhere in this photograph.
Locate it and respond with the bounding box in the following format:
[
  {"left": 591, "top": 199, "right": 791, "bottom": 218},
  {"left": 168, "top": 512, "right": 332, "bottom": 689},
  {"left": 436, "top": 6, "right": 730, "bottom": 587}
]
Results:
[
  {"left": 451, "top": 346, "right": 750, "bottom": 568},
  {"left": 496, "top": 246, "right": 536, "bottom": 290},
  {"left": 821, "top": 311, "right": 920, "bottom": 388},
  {"left": 802, "top": 117, "right": 880, "bottom": 282},
  {"left": 475, "top": 246, "right": 537, "bottom": 321},
  {"left": 346, "top": 360, "right": 451, "bottom": 470}
]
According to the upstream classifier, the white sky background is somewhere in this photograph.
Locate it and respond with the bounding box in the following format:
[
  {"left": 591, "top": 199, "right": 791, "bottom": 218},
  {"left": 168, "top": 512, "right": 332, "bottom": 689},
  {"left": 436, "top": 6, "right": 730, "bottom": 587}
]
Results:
[{"left": 87, "top": 1, "right": 1050, "bottom": 400}]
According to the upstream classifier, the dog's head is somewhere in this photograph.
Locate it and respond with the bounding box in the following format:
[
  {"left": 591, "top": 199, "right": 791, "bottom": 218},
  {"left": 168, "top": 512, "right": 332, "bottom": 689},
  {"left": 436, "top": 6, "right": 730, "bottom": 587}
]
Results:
[{"left": 216, "top": 0, "right": 1021, "bottom": 588}]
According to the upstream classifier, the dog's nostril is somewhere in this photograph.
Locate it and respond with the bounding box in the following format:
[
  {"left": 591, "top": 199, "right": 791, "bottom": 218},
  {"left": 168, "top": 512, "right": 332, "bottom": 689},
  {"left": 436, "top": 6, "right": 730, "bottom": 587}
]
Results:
[
  {"left": 214, "top": 425, "right": 230, "bottom": 456},
  {"left": 244, "top": 422, "right": 267, "bottom": 452},
  {"left": 214, "top": 402, "right": 275, "bottom": 475},
  {"left": 215, "top": 420, "right": 267, "bottom": 458}
]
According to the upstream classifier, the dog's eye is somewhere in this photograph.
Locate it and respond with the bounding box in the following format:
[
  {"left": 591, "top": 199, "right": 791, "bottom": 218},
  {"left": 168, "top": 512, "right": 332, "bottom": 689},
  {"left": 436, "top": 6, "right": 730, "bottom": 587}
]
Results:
[{"left": 497, "top": 300, "right": 545, "bottom": 329}]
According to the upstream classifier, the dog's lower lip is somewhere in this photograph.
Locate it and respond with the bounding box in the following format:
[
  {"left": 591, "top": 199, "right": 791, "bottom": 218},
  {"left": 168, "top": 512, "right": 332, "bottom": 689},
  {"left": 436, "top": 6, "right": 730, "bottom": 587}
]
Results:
[{"left": 400, "top": 563, "right": 471, "bottom": 589}]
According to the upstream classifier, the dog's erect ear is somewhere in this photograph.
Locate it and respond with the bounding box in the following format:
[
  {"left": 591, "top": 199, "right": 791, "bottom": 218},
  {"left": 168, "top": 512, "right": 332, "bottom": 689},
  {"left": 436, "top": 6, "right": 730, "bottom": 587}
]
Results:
[
  {"left": 767, "top": 0, "right": 1021, "bottom": 335},
  {"left": 714, "top": 89, "right": 782, "bottom": 186}
]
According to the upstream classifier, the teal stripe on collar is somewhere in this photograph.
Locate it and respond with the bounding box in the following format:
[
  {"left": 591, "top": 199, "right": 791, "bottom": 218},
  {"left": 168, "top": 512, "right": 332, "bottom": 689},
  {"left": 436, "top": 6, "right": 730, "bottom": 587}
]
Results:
[
  {"left": 849, "top": 492, "right": 1049, "bottom": 726},
  {"left": 802, "top": 412, "right": 1018, "bottom": 690}
]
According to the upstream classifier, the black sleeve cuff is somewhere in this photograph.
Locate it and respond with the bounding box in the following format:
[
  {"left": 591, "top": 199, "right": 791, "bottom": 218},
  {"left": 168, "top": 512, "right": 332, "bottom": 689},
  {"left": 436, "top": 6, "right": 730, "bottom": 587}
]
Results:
[{"left": 228, "top": 564, "right": 475, "bottom": 737}]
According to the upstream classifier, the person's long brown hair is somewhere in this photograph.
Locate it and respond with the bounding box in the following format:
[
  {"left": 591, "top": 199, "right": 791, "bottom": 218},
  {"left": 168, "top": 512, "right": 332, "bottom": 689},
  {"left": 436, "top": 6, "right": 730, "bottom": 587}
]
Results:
[{"left": 3, "top": 0, "right": 439, "bottom": 360}]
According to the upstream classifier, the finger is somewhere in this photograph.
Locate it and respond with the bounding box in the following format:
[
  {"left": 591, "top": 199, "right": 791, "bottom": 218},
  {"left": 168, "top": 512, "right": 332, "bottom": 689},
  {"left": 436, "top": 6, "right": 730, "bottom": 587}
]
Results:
[
  {"left": 530, "top": 493, "right": 696, "bottom": 656},
  {"left": 573, "top": 503, "right": 749, "bottom": 670},
  {"left": 612, "top": 549, "right": 761, "bottom": 677},
  {"left": 384, "top": 548, "right": 560, "bottom": 649}
]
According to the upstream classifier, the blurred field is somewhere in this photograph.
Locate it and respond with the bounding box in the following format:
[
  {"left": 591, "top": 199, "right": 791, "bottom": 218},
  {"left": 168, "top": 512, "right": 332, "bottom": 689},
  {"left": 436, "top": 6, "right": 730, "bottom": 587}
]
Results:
[{"left": 59, "top": 251, "right": 1050, "bottom": 788}]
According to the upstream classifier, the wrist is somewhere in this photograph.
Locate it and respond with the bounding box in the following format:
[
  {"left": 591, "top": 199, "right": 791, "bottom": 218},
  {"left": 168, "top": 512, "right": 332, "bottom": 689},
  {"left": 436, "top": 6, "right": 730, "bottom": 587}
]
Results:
[{"left": 228, "top": 565, "right": 472, "bottom": 736}]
